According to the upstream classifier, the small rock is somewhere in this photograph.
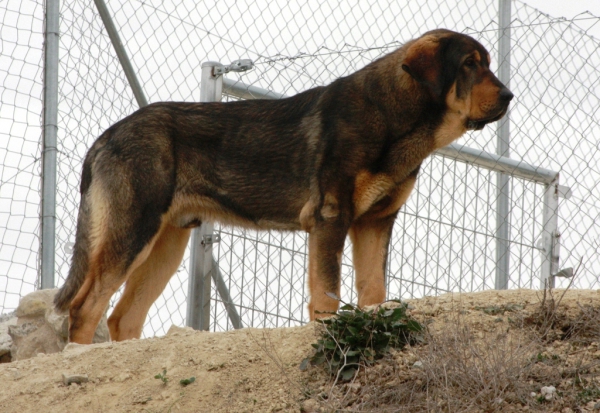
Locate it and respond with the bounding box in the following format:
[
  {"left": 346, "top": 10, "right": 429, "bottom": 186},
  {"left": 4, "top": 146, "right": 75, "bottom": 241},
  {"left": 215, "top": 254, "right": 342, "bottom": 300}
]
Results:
[
  {"left": 0, "top": 312, "right": 17, "bottom": 361},
  {"left": 8, "top": 289, "right": 109, "bottom": 361},
  {"left": 301, "top": 398, "right": 321, "bottom": 413},
  {"left": 530, "top": 392, "right": 537, "bottom": 398},
  {"left": 412, "top": 360, "right": 423, "bottom": 369},
  {"left": 167, "top": 325, "right": 194, "bottom": 336},
  {"left": 541, "top": 385, "right": 556, "bottom": 400},
  {"left": 15, "top": 289, "right": 56, "bottom": 317},
  {"left": 347, "top": 383, "right": 361, "bottom": 393},
  {"left": 62, "top": 373, "right": 89, "bottom": 385},
  {"left": 115, "top": 372, "right": 131, "bottom": 382}
]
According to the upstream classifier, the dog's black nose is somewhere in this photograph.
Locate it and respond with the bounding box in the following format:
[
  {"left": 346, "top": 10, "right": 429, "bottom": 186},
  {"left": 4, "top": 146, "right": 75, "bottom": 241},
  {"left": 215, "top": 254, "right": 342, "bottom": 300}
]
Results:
[{"left": 499, "top": 88, "right": 514, "bottom": 102}]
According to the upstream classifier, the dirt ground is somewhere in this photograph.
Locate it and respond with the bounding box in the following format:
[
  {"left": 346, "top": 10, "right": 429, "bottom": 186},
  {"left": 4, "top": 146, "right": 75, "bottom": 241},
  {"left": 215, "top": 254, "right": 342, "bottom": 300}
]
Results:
[{"left": 1, "top": 289, "right": 600, "bottom": 413}]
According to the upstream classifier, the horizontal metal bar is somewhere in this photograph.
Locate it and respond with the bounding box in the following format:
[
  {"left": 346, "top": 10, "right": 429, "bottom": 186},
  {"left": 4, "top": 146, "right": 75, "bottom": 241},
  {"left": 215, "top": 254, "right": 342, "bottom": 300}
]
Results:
[
  {"left": 435, "top": 144, "right": 558, "bottom": 184},
  {"left": 223, "top": 78, "right": 286, "bottom": 100},
  {"left": 222, "top": 78, "right": 559, "bottom": 185}
]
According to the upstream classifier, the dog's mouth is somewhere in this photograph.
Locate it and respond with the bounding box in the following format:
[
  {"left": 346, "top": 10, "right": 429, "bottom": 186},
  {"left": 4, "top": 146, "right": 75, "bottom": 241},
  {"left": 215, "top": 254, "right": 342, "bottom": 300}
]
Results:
[{"left": 466, "top": 106, "right": 509, "bottom": 131}]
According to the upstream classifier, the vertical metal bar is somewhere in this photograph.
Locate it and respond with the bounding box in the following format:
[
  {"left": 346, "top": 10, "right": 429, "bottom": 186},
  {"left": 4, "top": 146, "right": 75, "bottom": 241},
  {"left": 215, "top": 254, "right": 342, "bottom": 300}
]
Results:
[
  {"left": 40, "top": 0, "right": 60, "bottom": 289},
  {"left": 540, "top": 180, "right": 560, "bottom": 288},
  {"left": 186, "top": 62, "right": 222, "bottom": 331},
  {"left": 93, "top": 0, "right": 148, "bottom": 108},
  {"left": 495, "top": 0, "right": 512, "bottom": 290}
]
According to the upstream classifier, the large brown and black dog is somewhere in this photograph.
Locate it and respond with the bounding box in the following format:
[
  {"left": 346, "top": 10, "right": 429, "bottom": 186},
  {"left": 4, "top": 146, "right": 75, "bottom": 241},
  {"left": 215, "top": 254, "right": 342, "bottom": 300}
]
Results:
[{"left": 55, "top": 29, "right": 512, "bottom": 344}]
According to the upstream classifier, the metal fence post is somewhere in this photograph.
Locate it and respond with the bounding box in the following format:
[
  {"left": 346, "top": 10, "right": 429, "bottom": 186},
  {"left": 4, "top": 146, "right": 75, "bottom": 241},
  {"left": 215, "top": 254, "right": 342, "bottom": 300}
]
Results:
[
  {"left": 495, "top": 0, "right": 512, "bottom": 290},
  {"left": 540, "top": 180, "right": 560, "bottom": 288},
  {"left": 40, "top": 0, "right": 60, "bottom": 289},
  {"left": 94, "top": 0, "right": 148, "bottom": 108},
  {"left": 186, "top": 62, "right": 222, "bottom": 331}
]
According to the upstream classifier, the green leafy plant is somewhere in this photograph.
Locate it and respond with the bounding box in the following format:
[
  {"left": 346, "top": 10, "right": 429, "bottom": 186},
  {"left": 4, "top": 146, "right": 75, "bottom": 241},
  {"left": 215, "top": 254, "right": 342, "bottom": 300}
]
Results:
[
  {"left": 300, "top": 295, "right": 423, "bottom": 381},
  {"left": 576, "top": 384, "right": 600, "bottom": 405},
  {"left": 179, "top": 377, "right": 196, "bottom": 386},
  {"left": 154, "top": 368, "right": 168, "bottom": 384}
]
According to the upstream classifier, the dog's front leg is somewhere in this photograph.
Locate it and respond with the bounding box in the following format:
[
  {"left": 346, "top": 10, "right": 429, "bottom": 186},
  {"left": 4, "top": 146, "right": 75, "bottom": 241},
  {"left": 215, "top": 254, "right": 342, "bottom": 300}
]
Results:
[
  {"left": 349, "top": 213, "right": 397, "bottom": 308},
  {"left": 307, "top": 215, "right": 350, "bottom": 320}
]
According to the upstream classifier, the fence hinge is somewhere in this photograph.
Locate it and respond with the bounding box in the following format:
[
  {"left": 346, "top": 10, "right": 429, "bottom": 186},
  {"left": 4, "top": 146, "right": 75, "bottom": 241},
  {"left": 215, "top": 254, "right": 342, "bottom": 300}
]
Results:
[
  {"left": 201, "top": 234, "right": 221, "bottom": 246},
  {"left": 213, "top": 59, "right": 254, "bottom": 76}
]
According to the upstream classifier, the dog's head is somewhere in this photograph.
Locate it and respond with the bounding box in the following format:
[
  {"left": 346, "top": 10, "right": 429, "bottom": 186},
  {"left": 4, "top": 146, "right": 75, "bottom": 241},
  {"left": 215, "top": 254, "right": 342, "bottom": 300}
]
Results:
[{"left": 401, "top": 29, "right": 513, "bottom": 133}]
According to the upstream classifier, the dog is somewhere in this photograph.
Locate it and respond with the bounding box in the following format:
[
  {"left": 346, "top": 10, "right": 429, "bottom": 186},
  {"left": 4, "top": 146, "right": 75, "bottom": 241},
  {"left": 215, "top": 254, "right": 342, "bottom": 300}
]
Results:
[{"left": 54, "top": 29, "right": 513, "bottom": 344}]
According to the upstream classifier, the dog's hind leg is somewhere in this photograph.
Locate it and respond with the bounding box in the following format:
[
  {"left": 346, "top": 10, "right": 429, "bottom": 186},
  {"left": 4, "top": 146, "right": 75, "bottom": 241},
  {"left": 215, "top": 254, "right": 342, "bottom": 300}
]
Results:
[
  {"left": 107, "top": 224, "right": 191, "bottom": 341},
  {"left": 67, "top": 180, "right": 169, "bottom": 344},
  {"left": 67, "top": 228, "right": 163, "bottom": 344}
]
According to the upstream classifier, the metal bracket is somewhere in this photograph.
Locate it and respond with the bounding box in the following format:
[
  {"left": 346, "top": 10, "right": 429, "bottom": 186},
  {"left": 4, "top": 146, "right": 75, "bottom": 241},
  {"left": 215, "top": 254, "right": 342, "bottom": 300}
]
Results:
[
  {"left": 64, "top": 242, "right": 74, "bottom": 255},
  {"left": 552, "top": 267, "right": 574, "bottom": 279},
  {"left": 557, "top": 185, "right": 572, "bottom": 199},
  {"left": 536, "top": 231, "right": 560, "bottom": 253},
  {"left": 213, "top": 59, "right": 254, "bottom": 76},
  {"left": 201, "top": 234, "right": 221, "bottom": 246}
]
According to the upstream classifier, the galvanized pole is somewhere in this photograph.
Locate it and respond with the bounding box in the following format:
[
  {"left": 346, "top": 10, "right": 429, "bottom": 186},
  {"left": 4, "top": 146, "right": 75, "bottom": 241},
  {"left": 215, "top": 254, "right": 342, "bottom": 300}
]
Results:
[
  {"left": 540, "top": 181, "right": 560, "bottom": 288},
  {"left": 495, "top": 0, "right": 512, "bottom": 290},
  {"left": 40, "top": 0, "right": 60, "bottom": 289},
  {"left": 94, "top": 0, "right": 148, "bottom": 108},
  {"left": 186, "top": 62, "right": 222, "bottom": 331}
]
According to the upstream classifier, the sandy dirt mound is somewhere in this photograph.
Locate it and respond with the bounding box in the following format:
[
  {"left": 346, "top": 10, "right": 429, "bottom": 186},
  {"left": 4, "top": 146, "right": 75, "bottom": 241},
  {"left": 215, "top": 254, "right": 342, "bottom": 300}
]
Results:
[{"left": 1, "top": 289, "right": 600, "bottom": 412}]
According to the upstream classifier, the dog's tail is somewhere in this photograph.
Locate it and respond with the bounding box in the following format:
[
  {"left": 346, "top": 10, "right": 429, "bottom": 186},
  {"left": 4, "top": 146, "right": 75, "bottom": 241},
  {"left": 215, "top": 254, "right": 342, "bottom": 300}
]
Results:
[{"left": 54, "top": 149, "right": 96, "bottom": 312}]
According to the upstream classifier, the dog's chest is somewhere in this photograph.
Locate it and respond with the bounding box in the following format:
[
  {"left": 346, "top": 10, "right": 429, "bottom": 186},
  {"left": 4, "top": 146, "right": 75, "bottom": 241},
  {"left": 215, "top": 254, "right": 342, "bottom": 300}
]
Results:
[
  {"left": 352, "top": 171, "right": 396, "bottom": 217},
  {"left": 352, "top": 169, "right": 420, "bottom": 220}
]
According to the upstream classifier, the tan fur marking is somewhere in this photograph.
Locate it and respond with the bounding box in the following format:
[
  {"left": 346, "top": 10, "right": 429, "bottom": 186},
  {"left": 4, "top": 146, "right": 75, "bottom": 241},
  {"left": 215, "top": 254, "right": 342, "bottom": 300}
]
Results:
[
  {"left": 87, "top": 181, "right": 110, "bottom": 252},
  {"left": 167, "top": 193, "right": 301, "bottom": 231},
  {"left": 320, "top": 192, "right": 339, "bottom": 219},
  {"left": 299, "top": 199, "right": 316, "bottom": 232},
  {"left": 69, "top": 219, "right": 166, "bottom": 344},
  {"left": 353, "top": 170, "right": 394, "bottom": 218},
  {"left": 108, "top": 224, "right": 191, "bottom": 341},
  {"left": 369, "top": 175, "right": 418, "bottom": 220},
  {"left": 434, "top": 82, "right": 469, "bottom": 149},
  {"left": 349, "top": 220, "right": 388, "bottom": 308},
  {"left": 470, "top": 76, "right": 502, "bottom": 119}
]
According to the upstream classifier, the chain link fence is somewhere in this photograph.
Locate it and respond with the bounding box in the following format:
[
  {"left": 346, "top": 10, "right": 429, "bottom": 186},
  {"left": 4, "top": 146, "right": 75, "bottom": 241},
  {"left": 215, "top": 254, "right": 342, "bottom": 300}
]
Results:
[
  {"left": 0, "top": 0, "right": 43, "bottom": 311},
  {"left": 1, "top": 0, "right": 599, "bottom": 337}
]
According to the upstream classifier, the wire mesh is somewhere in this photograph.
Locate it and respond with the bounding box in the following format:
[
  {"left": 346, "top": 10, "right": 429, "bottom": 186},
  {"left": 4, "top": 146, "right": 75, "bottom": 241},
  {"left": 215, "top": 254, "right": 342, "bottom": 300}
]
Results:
[
  {"left": 1, "top": 0, "right": 599, "bottom": 338},
  {"left": 0, "top": 0, "right": 43, "bottom": 312}
]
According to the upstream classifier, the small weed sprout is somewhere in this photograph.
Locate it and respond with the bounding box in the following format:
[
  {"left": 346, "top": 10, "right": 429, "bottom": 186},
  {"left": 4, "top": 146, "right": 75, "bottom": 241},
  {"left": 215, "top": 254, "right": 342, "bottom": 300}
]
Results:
[
  {"left": 154, "top": 368, "right": 168, "bottom": 385},
  {"left": 301, "top": 294, "right": 423, "bottom": 381}
]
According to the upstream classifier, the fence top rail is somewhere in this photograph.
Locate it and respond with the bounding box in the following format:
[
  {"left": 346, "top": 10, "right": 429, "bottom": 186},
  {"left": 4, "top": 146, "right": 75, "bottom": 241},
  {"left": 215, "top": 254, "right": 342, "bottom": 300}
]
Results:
[{"left": 221, "top": 77, "right": 559, "bottom": 185}]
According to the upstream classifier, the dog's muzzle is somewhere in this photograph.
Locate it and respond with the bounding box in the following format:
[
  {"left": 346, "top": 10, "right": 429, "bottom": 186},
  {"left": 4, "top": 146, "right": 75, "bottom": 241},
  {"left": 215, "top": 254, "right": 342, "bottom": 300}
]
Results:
[{"left": 467, "top": 87, "right": 514, "bottom": 130}]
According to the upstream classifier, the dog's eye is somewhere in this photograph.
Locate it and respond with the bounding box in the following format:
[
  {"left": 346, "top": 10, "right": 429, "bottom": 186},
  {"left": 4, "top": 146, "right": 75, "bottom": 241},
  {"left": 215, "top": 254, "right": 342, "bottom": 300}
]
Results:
[{"left": 464, "top": 58, "right": 476, "bottom": 68}]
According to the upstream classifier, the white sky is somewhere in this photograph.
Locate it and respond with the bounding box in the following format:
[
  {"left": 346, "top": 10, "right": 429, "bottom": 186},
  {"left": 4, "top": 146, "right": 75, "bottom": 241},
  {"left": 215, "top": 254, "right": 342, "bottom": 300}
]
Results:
[
  {"left": 524, "top": 0, "right": 600, "bottom": 17},
  {"left": 523, "top": 0, "right": 600, "bottom": 38},
  {"left": 1, "top": 0, "right": 600, "bottom": 331}
]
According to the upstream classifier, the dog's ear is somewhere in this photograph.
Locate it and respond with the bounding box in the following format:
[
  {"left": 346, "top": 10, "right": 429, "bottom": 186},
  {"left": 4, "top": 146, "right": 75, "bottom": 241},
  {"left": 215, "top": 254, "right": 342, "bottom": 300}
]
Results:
[{"left": 401, "top": 35, "right": 443, "bottom": 97}]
